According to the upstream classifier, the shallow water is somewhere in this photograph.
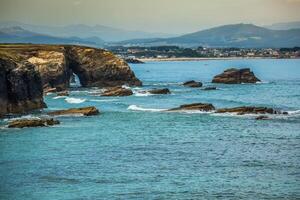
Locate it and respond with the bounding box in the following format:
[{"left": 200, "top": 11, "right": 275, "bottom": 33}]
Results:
[{"left": 1, "top": 59, "right": 300, "bottom": 199}]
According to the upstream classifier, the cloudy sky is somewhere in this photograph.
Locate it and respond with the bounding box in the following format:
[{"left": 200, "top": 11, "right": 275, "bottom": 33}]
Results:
[{"left": 1, "top": 0, "right": 300, "bottom": 33}]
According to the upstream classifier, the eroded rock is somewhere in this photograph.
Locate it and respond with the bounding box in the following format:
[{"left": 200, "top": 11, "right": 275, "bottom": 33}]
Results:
[
  {"left": 216, "top": 106, "right": 277, "bottom": 115},
  {"left": 101, "top": 86, "right": 133, "bottom": 96},
  {"left": 48, "top": 106, "right": 99, "bottom": 116},
  {"left": 168, "top": 103, "right": 215, "bottom": 112},
  {"left": 212, "top": 68, "right": 260, "bottom": 84},
  {"left": 8, "top": 118, "right": 59, "bottom": 128},
  {"left": 148, "top": 88, "right": 171, "bottom": 94},
  {"left": 183, "top": 80, "right": 203, "bottom": 88}
]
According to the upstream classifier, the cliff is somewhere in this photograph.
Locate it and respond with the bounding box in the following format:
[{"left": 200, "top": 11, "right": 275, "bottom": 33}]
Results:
[{"left": 0, "top": 44, "right": 142, "bottom": 116}]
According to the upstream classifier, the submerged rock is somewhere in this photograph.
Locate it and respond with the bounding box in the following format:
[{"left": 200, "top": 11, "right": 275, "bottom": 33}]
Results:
[
  {"left": 203, "top": 86, "right": 217, "bottom": 90},
  {"left": 168, "top": 103, "right": 215, "bottom": 112},
  {"left": 255, "top": 116, "right": 270, "bottom": 120},
  {"left": 183, "top": 80, "right": 203, "bottom": 87},
  {"left": 0, "top": 58, "right": 46, "bottom": 116},
  {"left": 148, "top": 88, "right": 171, "bottom": 94},
  {"left": 101, "top": 86, "right": 133, "bottom": 96},
  {"left": 8, "top": 118, "right": 59, "bottom": 128},
  {"left": 48, "top": 106, "right": 99, "bottom": 116},
  {"left": 212, "top": 68, "right": 260, "bottom": 84},
  {"left": 216, "top": 106, "right": 277, "bottom": 115}
]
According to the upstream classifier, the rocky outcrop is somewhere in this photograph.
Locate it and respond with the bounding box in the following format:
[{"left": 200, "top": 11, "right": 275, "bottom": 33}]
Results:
[
  {"left": 255, "top": 116, "right": 270, "bottom": 120},
  {"left": 168, "top": 103, "right": 215, "bottom": 112},
  {"left": 48, "top": 106, "right": 99, "bottom": 116},
  {"left": 8, "top": 118, "right": 59, "bottom": 128},
  {"left": 148, "top": 88, "right": 170, "bottom": 94},
  {"left": 216, "top": 106, "right": 278, "bottom": 115},
  {"left": 101, "top": 86, "right": 133, "bottom": 96},
  {"left": 0, "top": 58, "right": 46, "bottom": 116},
  {"left": 66, "top": 46, "right": 142, "bottom": 87},
  {"left": 57, "top": 91, "right": 69, "bottom": 96},
  {"left": 212, "top": 68, "right": 260, "bottom": 84},
  {"left": 183, "top": 80, "right": 203, "bottom": 87}
]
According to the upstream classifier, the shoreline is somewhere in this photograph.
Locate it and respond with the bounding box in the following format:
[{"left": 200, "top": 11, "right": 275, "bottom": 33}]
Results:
[{"left": 139, "top": 57, "right": 299, "bottom": 62}]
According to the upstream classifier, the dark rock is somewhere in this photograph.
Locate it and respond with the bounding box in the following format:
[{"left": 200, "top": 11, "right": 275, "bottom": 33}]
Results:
[
  {"left": 148, "top": 88, "right": 170, "bottom": 94},
  {"left": 48, "top": 106, "right": 99, "bottom": 116},
  {"left": 216, "top": 106, "right": 276, "bottom": 114},
  {"left": 44, "top": 87, "right": 57, "bottom": 94},
  {"left": 101, "top": 86, "right": 133, "bottom": 97},
  {"left": 168, "top": 103, "right": 215, "bottom": 112},
  {"left": 212, "top": 68, "right": 260, "bottom": 84},
  {"left": 0, "top": 58, "right": 46, "bottom": 116},
  {"left": 255, "top": 116, "right": 270, "bottom": 120},
  {"left": 125, "top": 58, "right": 144, "bottom": 64},
  {"left": 8, "top": 118, "right": 59, "bottom": 128},
  {"left": 203, "top": 86, "right": 217, "bottom": 90},
  {"left": 57, "top": 91, "right": 69, "bottom": 96},
  {"left": 183, "top": 80, "right": 203, "bottom": 87}
]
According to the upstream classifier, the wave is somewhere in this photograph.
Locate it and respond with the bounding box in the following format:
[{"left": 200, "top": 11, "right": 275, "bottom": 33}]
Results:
[
  {"left": 134, "top": 91, "right": 154, "bottom": 97},
  {"left": 53, "top": 96, "right": 66, "bottom": 99},
  {"left": 65, "top": 97, "right": 86, "bottom": 104},
  {"left": 287, "top": 109, "right": 300, "bottom": 116},
  {"left": 127, "top": 105, "right": 166, "bottom": 112}
]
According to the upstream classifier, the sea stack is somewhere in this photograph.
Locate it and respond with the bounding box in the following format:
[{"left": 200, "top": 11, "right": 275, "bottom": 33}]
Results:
[{"left": 212, "top": 68, "right": 260, "bottom": 84}]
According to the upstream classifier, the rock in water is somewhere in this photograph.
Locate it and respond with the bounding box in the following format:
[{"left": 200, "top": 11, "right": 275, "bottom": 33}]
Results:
[
  {"left": 212, "top": 68, "right": 260, "bottom": 84},
  {"left": 216, "top": 106, "right": 277, "bottom": 115},
  {"left": 57, "top": 91, "right": 69, "bottom": 96},
  {"left": 101, "top": 86, "right": 133, "bottom": 96},
  {"left": 125, "top": 58, "right": 144, "bottom": 64},
  {"left": 8, "top": 118, "right": 59, "bottom": 128},
  {"left": 0, "top": 58, "right": 46, "bottom": 116},
  {"left": 148, "top": 88, "right": 171, "bottom": 94},
  {"left": 183, "top": 80, "right": 203, "bottom": 87},
  {"left": 255, "top": 116, "right": 270, "bottom": 120},
  {"left": 203, "top": 87, "right": 217, "bottom": 90},
  {"left": 168, "top": 103, "right": 215, "bottom": 112},
  {"left": 48, "top": 106, "right": 99, "bottom": 116}
]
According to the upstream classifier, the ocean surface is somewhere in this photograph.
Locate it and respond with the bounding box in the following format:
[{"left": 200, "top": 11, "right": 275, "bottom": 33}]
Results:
[{"left": 1, "top": 59, "right": 300, "bottom": 199}]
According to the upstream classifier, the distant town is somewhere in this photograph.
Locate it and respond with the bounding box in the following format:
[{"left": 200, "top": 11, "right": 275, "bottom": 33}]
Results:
[{"left": 108, "top": 46, "right": 300, "bottom": 61}]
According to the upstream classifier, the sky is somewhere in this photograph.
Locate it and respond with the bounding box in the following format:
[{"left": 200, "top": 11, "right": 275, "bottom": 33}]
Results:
[{"left": 1, "top": 0, "right": 300, "bottom": 34}]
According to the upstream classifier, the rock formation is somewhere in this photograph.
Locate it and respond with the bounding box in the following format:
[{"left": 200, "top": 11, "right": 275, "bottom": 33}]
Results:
[
  {"left": 216, "top": 106, "right": 278, "bottom": 115},
  {"left": 148, "top": 88, "right": 171, "bottom": 94},
  {"left": 168, "top": 103, "right": 215, "bottom": 112},
  {"left": 0, "top": 57, "right": 46, "bottom": 116},
  {"left": 203, "top": 86, "right": 217, "bottom": 90},
  {"left": 101, "top": 86, "right": 133, "bottom": 96},
  {"left": 183, "top": 80, "right": 203, "bottom": 87},
  {"left": 125, "top": 58, "right": 144, "bottom": 64},
  {"left": 212, "top": 68, "right": 260, "bottom": 84},
  {"left": 48, "top": 106, "right": 99, "bottom": 116},
  {"left": 8, "top": 118, "right": 59, "bottom": 128}
]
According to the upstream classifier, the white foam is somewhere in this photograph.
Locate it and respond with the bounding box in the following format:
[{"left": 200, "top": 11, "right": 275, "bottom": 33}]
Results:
[
  {"left": 65, "top": 97, "right": 86, "bottom": 104},
  {"left": 127, "top": 105, "right": 166, "bottom": 112},
  {"left": 134, "top": 91, "right": 154, "bottom": 97},
  {"left": 53, "top": 96, "right": 66, "bottom": 99},
  {"left": 3, "top": 114, "right": 42, "bottom": 122},
  {"left": 287, "top": 109, "right": 300, "bottom": 115}
]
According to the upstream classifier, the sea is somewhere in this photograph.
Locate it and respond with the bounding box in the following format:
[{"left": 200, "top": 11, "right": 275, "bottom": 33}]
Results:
[{"left": 0, "top": 59, "right": 300, "bottom": 199}]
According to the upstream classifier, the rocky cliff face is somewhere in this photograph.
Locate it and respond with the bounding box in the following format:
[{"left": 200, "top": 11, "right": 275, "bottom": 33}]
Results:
[
  {"left": 0, "top": 57, "right": 45, "bottom": 116},
  {"left": 66, "top": 46, "right": 142, "bottom": 87},
  {"left": 0, "top": 44, "right": 142, "bottom": 116}
]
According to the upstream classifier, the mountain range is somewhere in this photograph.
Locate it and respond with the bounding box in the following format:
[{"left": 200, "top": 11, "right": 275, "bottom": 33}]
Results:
[
  {"left": 0, "top": 21, "right": 173, "bottom": 42},
  {"left": 116, "top": 24, "right": 300, "bottom": 48},
  {"left": 1, "top": 22, "right": 300, "bottom": 48}
]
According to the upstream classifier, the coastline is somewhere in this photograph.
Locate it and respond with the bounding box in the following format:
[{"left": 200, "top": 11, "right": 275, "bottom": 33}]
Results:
[{"left": 139, "top": 57, "right": 298, "bottom": 62}]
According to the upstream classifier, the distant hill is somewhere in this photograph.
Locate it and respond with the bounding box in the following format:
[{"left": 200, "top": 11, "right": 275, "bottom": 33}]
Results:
[
  {"left": 0, "top": 26, "right": 104, "bottom": 46},
  {"left": 0, "top": 21, "right": 174, "bottom": 42},
  {"left": 266, "top": 21, "right": 300, "bottom": 30},
  {"left": 115, "top": 24, "right": 300, "bottom": 48}
]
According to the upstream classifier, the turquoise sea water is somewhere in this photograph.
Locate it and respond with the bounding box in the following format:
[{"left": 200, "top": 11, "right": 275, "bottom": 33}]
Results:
[{"left": 1, "top": 59, "right": 300, "bottom": 199}]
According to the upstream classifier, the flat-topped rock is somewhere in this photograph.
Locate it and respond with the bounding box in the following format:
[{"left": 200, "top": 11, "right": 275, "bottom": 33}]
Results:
[
  {"left": 212, "top": 68, "right": 260, "bottom": 84},
  {"left": 183, "top": 80, "right": 203, "bottom": 87},
  {"left": 148, "top": 88, "right": 171, "bottom": 94},
  {"left": 216, "top": 106, "right": 277, "bottom": 115},
  {"left": 48, "top": 106, "right": 99, "bottom": 116},
  {"left": 101, "top": 86, "right": 133, "bottom": 96},
  {"left": 8, "top": 118, "right": 59, "bottom": 128},
  {"left": 168, "top": 103, "right": 215, "bottom": 112}
]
